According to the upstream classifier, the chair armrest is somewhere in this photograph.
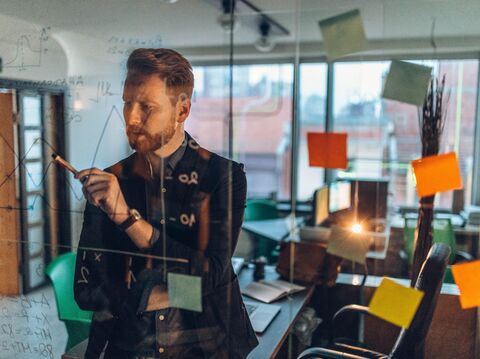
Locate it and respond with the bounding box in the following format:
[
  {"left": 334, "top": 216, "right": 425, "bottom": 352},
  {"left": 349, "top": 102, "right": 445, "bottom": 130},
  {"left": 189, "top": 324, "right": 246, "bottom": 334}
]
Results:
[
  {"left": 332, "top": 304, "right": 372, "bottom": 325},
  {"left": 333, "top": 343, "right": 388, "bottom": 359},
  {"left": 298, "top": 347, "right": 368, "bottom": 359},
  {"left": 454, "top": 250, "right": 474, "bottom": 263}
]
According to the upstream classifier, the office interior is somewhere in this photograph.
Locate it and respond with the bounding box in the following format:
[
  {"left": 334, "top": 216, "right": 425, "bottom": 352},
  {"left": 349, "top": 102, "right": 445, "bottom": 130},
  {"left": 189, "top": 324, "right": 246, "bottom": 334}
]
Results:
[{"left": 0, "top": 0, "right": 479, "bottom": 358}]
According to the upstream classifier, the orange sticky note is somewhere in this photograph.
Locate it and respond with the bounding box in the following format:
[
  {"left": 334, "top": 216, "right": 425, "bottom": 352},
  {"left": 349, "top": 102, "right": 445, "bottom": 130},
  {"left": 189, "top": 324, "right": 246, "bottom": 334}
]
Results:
[
  {"left": 411, "top": 152, "right": 462, "bottom": 197},
  {"left": 368, "top": 277, "right": 424, "bottom": 329},
  {"left": 307, "top": 132, "right": 347, "bottom": 169},
  {"left": 451, "top": 260, "right": 480, "bottom": 309}
]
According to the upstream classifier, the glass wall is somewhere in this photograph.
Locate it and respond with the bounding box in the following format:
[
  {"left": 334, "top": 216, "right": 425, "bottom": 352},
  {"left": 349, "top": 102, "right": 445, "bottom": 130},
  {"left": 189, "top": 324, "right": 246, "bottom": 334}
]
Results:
[{"left": 1, "top": 1, "right": 479, "bottom": 358}]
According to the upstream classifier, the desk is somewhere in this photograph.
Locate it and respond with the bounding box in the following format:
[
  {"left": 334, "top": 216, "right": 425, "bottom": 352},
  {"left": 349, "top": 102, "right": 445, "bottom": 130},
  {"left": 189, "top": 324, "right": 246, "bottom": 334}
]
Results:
[
  {"left": 62, "top": 266, "right": 315, "bottom": 359},
  {"left": 242, "top": 217, "right": 304, "bottom": 242},
  {"left": 241, "top": 266, "right": 315, "bottom": 359},
  {"left": 243, "top": 218, "right": 390, "bottom": 260}
]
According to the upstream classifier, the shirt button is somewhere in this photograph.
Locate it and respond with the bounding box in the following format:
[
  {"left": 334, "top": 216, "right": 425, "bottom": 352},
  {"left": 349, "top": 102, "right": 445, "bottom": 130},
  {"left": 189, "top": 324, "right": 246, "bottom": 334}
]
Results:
[
  {"left": 159, "top": 347, "right": 165, "bottom": 353},
  {"left": 160, "top": 219, "right": 165, "bottom": 225},
  {"left": 161, "top": 188, "right": 166, "bottom": 193},
  {"left": 159, "top": 314, "right": 165, "bottom": 321}
]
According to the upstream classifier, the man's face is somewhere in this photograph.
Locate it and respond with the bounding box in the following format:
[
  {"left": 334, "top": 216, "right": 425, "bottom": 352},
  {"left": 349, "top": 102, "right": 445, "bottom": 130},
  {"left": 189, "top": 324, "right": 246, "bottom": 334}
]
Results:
[{"left": 123, "top": 72, "right": 177, "bottom": 154}]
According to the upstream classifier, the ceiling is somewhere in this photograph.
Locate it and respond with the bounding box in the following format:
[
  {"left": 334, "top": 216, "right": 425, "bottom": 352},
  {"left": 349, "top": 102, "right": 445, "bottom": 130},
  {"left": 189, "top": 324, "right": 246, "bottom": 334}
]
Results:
[{"left": 1, "top": 0, "right": 479, "bottom": 55}]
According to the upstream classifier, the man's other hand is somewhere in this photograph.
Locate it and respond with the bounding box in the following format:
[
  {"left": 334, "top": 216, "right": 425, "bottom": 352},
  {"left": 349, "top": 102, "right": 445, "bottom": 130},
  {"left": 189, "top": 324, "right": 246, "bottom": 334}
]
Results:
[{"left": 76, "top": 168, "right": 129, "bottom": 224}]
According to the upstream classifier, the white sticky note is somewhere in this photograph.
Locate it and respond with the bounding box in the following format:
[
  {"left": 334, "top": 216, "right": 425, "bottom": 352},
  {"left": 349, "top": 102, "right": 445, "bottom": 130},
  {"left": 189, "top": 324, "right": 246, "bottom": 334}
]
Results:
[{"left": 327, "top": 225, "right": 372, "bottom": 264}]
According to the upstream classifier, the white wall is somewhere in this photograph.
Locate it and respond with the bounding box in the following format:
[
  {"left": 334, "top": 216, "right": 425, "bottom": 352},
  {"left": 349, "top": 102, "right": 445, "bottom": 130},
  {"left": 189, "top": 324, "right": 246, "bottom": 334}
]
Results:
[{"left": 0, "top": 14, "right": 131, "bottom": 249}]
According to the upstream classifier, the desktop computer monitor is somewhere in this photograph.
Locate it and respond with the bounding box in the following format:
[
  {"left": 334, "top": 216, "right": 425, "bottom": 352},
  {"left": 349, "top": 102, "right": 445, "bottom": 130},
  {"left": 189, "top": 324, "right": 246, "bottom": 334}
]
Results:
[
  {"left": 312, "top": 186, "right": 329, "bottom": 226},
  {"left": 349, "top": 178, "right": 389, "bottom": 221},
  {"left": 328, "top": 181, "right": 351, "bottom": 214}
]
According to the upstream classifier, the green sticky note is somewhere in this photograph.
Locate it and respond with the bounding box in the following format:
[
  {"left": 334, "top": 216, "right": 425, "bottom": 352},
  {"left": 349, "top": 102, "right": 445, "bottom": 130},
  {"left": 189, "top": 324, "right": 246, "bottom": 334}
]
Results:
[
  {"left": 318, "top": 9, "right": 368, "bottom": 61},
  {"left": 382, "top": 60, "right": 432, "bottom": 106},
  {"left": 168, "top": 273, "right": 202, "bottom": 312}
]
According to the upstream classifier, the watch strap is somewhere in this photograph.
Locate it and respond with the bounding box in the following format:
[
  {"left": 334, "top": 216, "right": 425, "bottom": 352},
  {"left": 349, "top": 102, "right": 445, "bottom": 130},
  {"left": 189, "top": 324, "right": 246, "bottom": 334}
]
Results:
[{"left": 118, "top": 209, "right": 141, "bottom": 231}]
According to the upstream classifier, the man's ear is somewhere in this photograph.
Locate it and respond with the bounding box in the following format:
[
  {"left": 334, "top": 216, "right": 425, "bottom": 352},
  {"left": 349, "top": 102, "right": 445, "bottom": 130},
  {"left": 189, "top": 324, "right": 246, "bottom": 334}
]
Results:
[{"left": 175, "top": 93, "right": 191, "bottom": 124}]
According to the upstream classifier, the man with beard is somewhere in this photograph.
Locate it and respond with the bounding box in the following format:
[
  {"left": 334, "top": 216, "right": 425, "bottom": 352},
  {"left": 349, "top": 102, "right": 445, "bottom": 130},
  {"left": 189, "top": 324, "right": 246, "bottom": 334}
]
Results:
[{"left": 74, "top": 48, "right": 258, "bottom": 358}]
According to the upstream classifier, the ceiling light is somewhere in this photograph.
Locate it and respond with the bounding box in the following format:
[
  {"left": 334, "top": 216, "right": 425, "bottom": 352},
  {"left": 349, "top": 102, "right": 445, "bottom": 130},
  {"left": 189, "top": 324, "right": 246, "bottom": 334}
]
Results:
[
  {"left": 217, "top": 0, "right": 240, "bottom": 33},
  {"left": 254, "top": 20, "right": 275, "bottom": 52},
  {"left": 159, "top": 0, "right": 178, "bottom": 3}
]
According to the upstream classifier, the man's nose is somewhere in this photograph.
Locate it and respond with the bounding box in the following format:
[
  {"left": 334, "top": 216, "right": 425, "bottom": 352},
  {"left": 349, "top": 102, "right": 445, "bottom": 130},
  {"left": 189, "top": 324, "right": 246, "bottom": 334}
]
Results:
[{"left": 125, "top": 105, "right": 143, "bottom": 126}]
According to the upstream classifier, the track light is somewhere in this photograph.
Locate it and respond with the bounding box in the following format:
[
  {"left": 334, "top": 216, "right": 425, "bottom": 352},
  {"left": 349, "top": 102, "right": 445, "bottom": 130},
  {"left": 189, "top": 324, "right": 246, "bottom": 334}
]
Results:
[
  {"left": 217, "top": 0, "right": 240, "bottom": 33},
  {"left": 254, "top": 20, "right": 275, "bottom": 52}
]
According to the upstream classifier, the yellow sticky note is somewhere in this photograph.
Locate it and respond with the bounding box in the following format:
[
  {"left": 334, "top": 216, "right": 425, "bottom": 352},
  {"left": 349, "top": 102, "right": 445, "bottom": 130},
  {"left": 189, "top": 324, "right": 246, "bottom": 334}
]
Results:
[
  {"left": 318, "top": 9, "right": 368, "bottom": 61},
  {"left": 411, "top": 152, "right": 463, "bottom": 197},
  {"left": 369, "top": 278, "right": 424, "bottom": 328},
  {"left": 307, "top": 132, "right": 348, "bottom": 169},
  {"left": 327, "top": 225, "right": 371, "bottom": 264},
  {"left": 451, "top": 260, "right": 480, "bottom": 309}
]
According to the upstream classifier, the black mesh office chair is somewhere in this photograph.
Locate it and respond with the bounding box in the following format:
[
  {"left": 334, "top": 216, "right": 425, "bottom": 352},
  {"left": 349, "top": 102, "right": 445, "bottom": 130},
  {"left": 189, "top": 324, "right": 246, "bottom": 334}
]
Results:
[{"left": 298, "top": 243, "right": 451, "bottom": 359}]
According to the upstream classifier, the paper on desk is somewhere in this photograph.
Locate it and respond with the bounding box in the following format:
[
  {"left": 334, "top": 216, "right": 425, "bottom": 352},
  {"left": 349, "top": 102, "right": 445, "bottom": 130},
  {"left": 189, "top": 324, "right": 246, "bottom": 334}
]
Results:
[
  {"left": 327, "top": 225, "right": 372, "bottom": 264},
  {"left": 451, "top": 260, "right": 480, "bottom": 309},
  {"left": 307, "top": 132, "right": 347, "bottom": 169},
  {"left": 382, "top": 60, "right": 432, "bottom": 106},
  {"left": 318, "top": 9, "right": 368, "bottom": 61},
  {"left": 369, "top": 277, "right": 424, "bottom": 329},
  {"left": 168, "top": 273, "right": 202, "bottom": 312},
  {"left": 411, "top": 152, "right": 463, "bottom": 197}
]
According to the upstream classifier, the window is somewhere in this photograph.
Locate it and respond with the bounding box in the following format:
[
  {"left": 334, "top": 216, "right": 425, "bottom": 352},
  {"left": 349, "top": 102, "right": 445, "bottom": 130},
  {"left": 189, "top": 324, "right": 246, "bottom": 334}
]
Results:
[
  {"left": 297, "top": 63, "right": 328, "bottom": 201},
  {"left": 188, "top": 64, "right": 294, "bottom": 200},
  {"left": 332, "top": 59, "right": 478, "bottom": 209}
]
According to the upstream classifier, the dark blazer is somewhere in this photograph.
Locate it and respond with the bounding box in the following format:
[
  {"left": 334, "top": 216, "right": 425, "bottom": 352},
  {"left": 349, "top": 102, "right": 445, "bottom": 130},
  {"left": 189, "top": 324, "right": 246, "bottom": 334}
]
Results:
[{"left": 74, "top": 134, "right": 258, "bottom": 358}]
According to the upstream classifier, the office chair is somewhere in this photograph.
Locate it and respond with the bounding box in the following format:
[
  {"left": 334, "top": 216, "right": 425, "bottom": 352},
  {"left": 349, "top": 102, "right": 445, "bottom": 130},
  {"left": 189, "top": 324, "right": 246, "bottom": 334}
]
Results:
[
  {"left": 297, "top": 243, "right": 451, "bottom": 359},
  {"left": 244, "top": 199, "right": 279, "bottom": 262},
  {"left": 45, "top": 252, "right": 93, "bottom": 351},
  {"left": 404, "top": 217, "right": 472, "bottom": 283},
  {"left": 244, "top": 199, "right": 279, "bottom": 221}
]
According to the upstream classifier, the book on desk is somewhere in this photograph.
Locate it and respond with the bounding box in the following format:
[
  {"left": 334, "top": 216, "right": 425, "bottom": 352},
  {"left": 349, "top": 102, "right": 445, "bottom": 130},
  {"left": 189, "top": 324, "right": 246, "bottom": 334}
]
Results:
[{"left": 242, "top": 279, "right": 306, "bottom": 303}]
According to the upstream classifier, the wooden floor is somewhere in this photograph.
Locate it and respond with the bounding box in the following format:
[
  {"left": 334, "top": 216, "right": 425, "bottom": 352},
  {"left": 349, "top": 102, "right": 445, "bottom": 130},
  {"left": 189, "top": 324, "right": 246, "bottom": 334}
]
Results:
[{"left": 0, "top": 285, "right": 67, "bottom": 359}]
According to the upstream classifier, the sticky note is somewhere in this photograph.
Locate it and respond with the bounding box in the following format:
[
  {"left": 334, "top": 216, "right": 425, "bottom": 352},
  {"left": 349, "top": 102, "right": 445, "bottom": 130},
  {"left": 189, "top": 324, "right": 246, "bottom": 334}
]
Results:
[
  {"left": 307, "top": 132, "right": 347, "bottom": 169},
  {"left": 411, "top": 152, "right": 462, "bottom": 197},
  {"left": 369, "top": 277, "right": 424, "bottom": 328},
  {"left": 168, "top": 273, "right": 202, "bottom": 312},
  {"left": 327, "top": 225, "right": 371, "bottom": 264},
  {"left": 318, "top": 9, "right": 368, "bottom": 61},
  {"left": 451, "top": 260, "right": 480, "bottom": 309},
  {"left": 382, "top": 60, "right": 432, "bottom": 106}
]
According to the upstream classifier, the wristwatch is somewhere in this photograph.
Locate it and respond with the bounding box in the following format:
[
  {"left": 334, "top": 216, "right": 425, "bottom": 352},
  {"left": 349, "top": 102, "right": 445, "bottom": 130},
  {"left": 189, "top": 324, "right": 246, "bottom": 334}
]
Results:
[{"left": 118, "top": 208, "right": 142, "bottom": 231}]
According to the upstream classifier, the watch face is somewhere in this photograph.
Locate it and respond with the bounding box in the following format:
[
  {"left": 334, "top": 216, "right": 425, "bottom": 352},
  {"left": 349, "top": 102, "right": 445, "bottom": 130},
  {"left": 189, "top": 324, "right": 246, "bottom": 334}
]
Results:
[{"left": 130, "top": 209, "right": 142, "bottom": 220}]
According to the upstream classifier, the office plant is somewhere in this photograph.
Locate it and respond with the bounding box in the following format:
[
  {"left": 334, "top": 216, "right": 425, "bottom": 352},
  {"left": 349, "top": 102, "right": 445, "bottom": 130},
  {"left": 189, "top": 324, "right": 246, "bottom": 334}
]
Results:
[{"left": 411, "top": 75, "right": 448, "bottom": 285}]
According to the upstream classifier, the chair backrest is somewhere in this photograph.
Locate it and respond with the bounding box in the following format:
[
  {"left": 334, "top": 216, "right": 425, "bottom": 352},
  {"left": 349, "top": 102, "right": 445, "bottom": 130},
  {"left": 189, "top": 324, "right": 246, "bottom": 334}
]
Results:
[
  {"left": 244, "top": 199, "right": 278, "bottom": 221},
  {"left": 45, "top": 252, "right": 92, "bottom": 322},
  {"left": 404, "top": 217, "right": 456, "bottom": 264},
  {"left": 390, "top": 243, "right": 450, "bottom": 359}
]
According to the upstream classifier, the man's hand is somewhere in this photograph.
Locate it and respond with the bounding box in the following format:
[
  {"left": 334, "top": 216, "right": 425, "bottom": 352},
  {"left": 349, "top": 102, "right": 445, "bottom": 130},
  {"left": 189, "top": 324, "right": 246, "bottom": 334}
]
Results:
[{"left": 75, "top": 168, "right": 129, "bottom": 224}]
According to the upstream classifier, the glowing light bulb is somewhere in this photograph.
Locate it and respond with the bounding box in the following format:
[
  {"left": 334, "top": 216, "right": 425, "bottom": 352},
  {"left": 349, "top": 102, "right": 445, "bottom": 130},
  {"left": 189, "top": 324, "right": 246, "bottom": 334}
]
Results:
[{"left": 351, "top": 223, "right": 362, "bottom": 233}]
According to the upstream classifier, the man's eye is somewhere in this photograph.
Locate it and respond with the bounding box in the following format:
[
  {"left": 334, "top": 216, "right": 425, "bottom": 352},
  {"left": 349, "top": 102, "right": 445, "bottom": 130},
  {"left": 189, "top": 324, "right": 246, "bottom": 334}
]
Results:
[{"left": 141, "top": 104, "right": 153, "bottom": 112}]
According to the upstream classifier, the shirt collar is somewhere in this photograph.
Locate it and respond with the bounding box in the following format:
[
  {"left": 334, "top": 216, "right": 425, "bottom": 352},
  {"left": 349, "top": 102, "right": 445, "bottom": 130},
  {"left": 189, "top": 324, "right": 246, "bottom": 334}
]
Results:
[{"left": 167, "top": 133, "right": 187, "bottom": 172}]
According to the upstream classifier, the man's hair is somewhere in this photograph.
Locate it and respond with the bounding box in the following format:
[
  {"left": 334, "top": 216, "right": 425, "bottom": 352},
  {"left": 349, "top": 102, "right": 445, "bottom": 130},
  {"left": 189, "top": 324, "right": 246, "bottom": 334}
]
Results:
[{"left": 126, "top": 48, "right": 194, "bottom": 101}]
